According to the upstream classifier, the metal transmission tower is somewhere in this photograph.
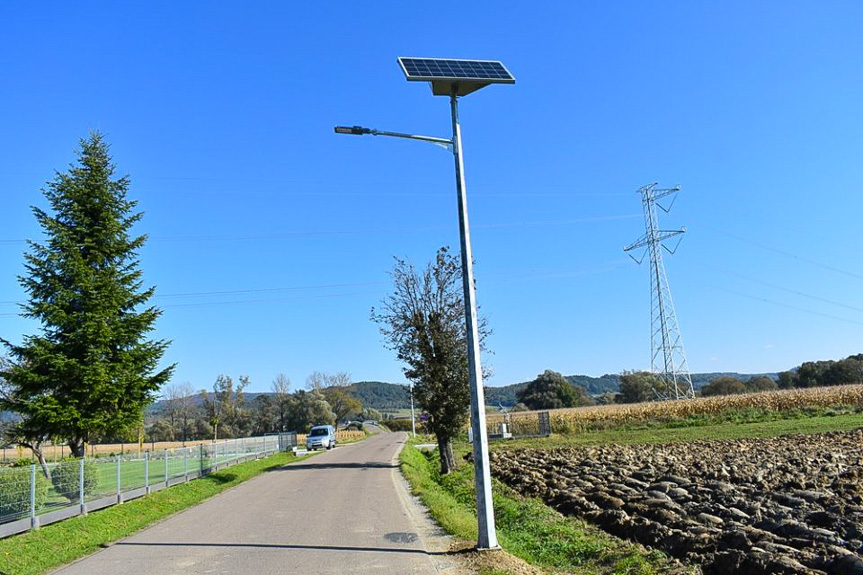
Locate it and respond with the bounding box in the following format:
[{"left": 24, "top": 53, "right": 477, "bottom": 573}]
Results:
[{"left": 624, "top": 182, "right": 695, "bottom": 400}]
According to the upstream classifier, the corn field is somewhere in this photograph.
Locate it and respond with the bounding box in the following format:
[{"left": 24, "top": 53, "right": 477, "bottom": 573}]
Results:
[
  {"left": 486, "top": 384, "right": 863, "bottom": 434},
  {"left": 296, "top": 430, "right": 365, "bottom": 445}
]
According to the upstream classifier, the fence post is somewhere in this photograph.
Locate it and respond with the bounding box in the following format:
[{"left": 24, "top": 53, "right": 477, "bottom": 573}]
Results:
[
  {"left": 199, "top": 444, "right": 204, "bottom": 475},
  {"left": 165, "top": 450, "right": 170, "bottom": 487},
  {"left": 116, "top": 455, "right": 122, "bottom": 504},
  {"left": 145, "top": 451, "right": 150, "bottom": 494},
  {"left": 30, "top": 464, "right": 39, "bottom": 530},
  {"left": 79, "top": 458, "right": 87, "bottom": 516},
  {"left": 183, "top": 449, "right": 188, "bottom": 482}
]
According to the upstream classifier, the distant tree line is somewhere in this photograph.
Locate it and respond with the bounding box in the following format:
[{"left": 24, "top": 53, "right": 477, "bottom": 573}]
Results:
[
  {"left": 696, "top": 353, "right": 863, "bottom": 398},
  {"left": 145, "top": 371, "right": 373, "bottom": 443},
  {"left": 699, "top": 375, "right": 777, "bottom": 397},
  {"left": 777, "top": 354, "right": 863, "bottom": 390},
  {"left": 611, "top": 353, "right": 863, "bottom": 402}
]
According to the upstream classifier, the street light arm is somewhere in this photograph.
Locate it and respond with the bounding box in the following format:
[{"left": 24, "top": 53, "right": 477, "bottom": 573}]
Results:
[
  {"left": 368, "top": 129, "right": 452, "bottom": 146},
  {"left": 334, "top": 125, "right": 453, "bottom": 148}
]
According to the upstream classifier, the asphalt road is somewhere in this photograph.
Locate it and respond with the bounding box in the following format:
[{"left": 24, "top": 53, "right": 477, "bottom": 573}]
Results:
[{"left": 52, "top": 432, "right": 456, "bottom": 575}]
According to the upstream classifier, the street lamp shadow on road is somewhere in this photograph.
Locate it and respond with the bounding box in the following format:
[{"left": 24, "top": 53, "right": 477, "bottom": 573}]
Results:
[{"left": 334, "top": 56, "right": 515, "bottom": 551}]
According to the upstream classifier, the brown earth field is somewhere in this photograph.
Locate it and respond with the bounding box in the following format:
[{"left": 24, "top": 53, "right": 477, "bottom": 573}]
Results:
[{"left": 491, "top": 429, "right": 863, "bottom": 575}]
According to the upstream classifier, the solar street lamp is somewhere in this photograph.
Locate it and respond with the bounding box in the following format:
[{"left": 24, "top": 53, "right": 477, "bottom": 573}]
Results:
[{"left": 334, "top": 57, "right": 514, "bottom": 550}]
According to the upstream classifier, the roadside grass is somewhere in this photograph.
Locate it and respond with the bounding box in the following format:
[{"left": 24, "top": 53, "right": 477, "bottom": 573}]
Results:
[
  {"left": 400, "top": 439, "right": 689, "bottom": 575},
  {"left": 400, "top": 413, "right": 863, "bottom": 575},
  {"left": 0, "top": 452, "right": 302, "bottom": 575},
  {"left": 498, "top": 411, "right": 863, "bottom": 451}
]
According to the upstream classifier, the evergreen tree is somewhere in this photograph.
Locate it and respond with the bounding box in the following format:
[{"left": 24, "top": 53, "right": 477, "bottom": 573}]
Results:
[{"left": 1, "top": 133, "right": 173, "bottom": 459}]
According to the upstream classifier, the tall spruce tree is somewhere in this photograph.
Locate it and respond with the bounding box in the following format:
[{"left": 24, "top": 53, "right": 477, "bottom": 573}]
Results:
[{"left": 0, "top": 133, "right": 173, "bottom": 459}]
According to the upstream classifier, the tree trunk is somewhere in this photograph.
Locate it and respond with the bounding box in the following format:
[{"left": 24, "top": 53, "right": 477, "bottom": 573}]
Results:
[
  {"left": 68, "top": 438, "right": 85, "bottom": 459},
  {"left": 438, "top": 436, "right": 456, "bottom": 475},
  {"left": 21, "top": 441, "right": 51, "bottom": 479},
  {"left": 34, "top": 447, "right": 50, "bottom": 479}
]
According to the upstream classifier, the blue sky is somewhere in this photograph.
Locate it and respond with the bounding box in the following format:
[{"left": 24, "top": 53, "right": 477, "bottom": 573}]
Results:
[{"left": 1, "top": 2, "right": 862, "bottom": 394}]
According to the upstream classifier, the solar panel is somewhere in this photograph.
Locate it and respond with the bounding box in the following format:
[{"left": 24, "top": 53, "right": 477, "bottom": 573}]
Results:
[{"left": 398, "top": 57, "right": 515, "bottom": 96}]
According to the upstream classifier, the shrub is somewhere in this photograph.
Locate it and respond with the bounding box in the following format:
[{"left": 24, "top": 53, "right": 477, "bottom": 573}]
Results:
[
  {"left": 701, "top": 377, "right": 747, "bottom": 397},
  {"left": 50, "top": 458, "right": 99, "bottom": 501},
  {"left": 518, "top": 370, "right": 592, "bottom": 410},
  {"left": 0, "top": 466, "right": 48, "bottom": 520}
]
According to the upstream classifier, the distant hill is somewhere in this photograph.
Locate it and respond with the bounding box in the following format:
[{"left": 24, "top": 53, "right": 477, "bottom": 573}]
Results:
[
  {"left": 349, "top": 381, "right": 410, "bottom": 410},
  {"left": 89, "top": 372, "right": 785, "bottom": 419},
  {"left": 481, "top": 371, "right": 779, "bottom": 408},
  {"left": 566, "top": 374, "right": 622, "bottom": 395}
]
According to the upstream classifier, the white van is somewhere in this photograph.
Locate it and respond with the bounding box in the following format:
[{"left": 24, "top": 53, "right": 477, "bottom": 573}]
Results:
[{"left": 306, "top": 425, "right": 337, "bottom": 450}]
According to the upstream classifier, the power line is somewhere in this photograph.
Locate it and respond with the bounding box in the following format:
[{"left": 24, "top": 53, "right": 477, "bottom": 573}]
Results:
[
  {"left": 0, "top": 289, "right": 385, "bottom": 317},
  {"left": 158, "top": 290, "right": 384, "bottom": 310},
  {"left": 0, "top": 263, "right": 631, "bottom": 311},
  {"left": 697, "top": 282, "right": 863, "bottom": 327},
  {"left": 0, "top": 214, "right": 641, "bottom": 245},
  {"left": 700, "top": 264, "right": 863, "bottom": 314},
  {"left": 702, "top": 224, "right": 863, "bottom": 282},
  {"left": 0, "top": 170, "right": 634, "bottom": 197},
  {"left": 156, "top": 280, "right": 389, "bottom": 299},
  {"left": 0, "top": 280, "right": 390, "bottom": 306}
]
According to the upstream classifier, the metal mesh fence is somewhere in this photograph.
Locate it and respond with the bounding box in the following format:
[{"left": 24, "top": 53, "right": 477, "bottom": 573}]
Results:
[
  {"left": 485, "top": 410, "right": 552, "bottom": 439},
  {"left": 0, "top": 435, "right": 283, "bottom": 538},
  {"left": 0, "top": 467, "right": 33, "bottom": 523}
]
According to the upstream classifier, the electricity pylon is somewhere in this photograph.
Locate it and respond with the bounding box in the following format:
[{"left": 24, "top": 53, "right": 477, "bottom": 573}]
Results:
[{"left": 624, "top": 182, "right": 695, "bottom": 400}]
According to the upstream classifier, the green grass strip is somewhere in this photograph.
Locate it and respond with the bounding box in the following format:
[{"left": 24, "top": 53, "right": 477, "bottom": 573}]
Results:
[
  {"left": 398, "top": 415, "right": 863, "bottom": 573},
  {"left": 0, "top": 452, "right": 299, "bottom": 575},
  {"left": 400, "top": 440, "right": 688, "bottom": 575}
]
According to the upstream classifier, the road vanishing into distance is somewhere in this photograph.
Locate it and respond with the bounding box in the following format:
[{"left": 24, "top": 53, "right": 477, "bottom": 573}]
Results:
[{"left": 52, "top": 432, "right": 458, "bottom": 575}]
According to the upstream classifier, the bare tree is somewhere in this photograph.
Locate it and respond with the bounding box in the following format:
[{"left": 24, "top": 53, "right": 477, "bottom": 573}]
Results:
[
  {"left": 271, "top": 374, "right": 292, "bottom": 431},
  {"left": 305, "top": 371, "right": 326, "bottom": 392},
  {"left": 324, "top": 371, "right": 352, "bottom": 387},
  {"left": 163, "top": 382, "right": 196, "bottom": 444}
]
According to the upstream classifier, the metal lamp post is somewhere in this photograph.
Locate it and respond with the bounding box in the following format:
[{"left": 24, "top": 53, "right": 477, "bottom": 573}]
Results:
[
  {"left": 334, "top": 57, "right": 514, "bottom": 550},
  {"left": 409, "top": 382, "right": 416, "bottom": 438}
]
